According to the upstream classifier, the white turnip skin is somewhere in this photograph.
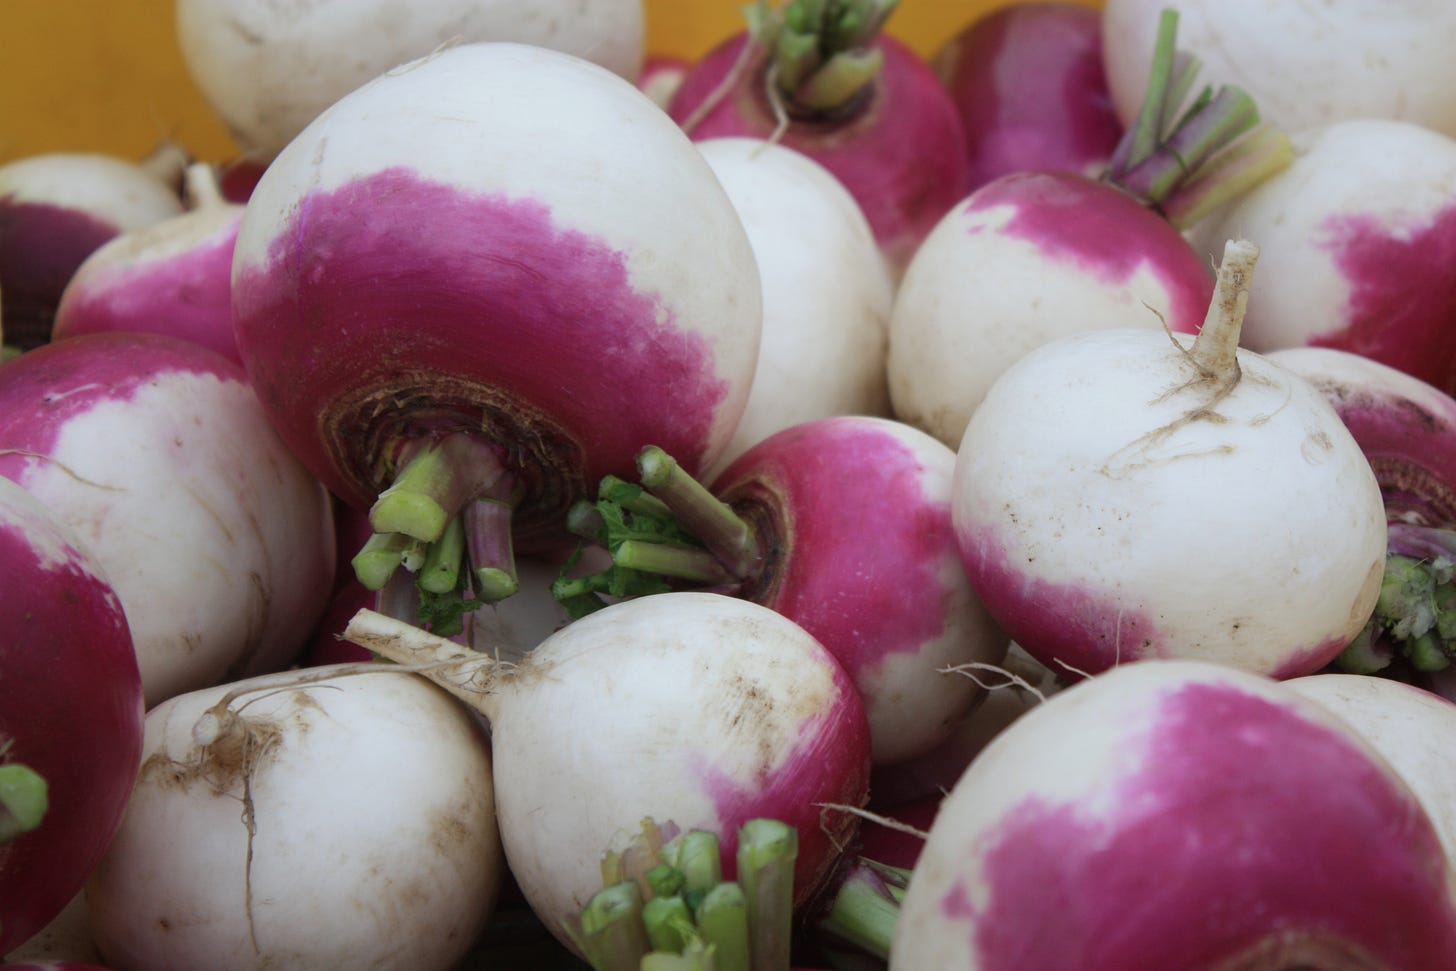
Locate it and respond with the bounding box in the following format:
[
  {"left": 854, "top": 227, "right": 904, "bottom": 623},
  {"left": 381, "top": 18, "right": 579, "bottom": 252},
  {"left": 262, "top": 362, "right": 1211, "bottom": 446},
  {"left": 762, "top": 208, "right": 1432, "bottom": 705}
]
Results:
[
  {"left": 1189, "top": 119, "right": 1456, "bottom": 395},
  {"left": 0, "top": 332, "right": 336, "bottom": 706},
  {"left": 341, "top": 593, "right": 872, "bottom": 954},
  {"left": 666, "top": 7, "right": 970, "bottom": 276},
  {"left": 176, "top": 0, "right": 646, "bottom": 162},
  {"left": 1286, "top": 673, "right": 1456, "bottom": 868},
  {"left": 0, "top": 479, "right": 142, "bottom": 958},
  {"left": 890, "top": 659, "right": 1456, "bottom": 968},
  {"left": 951, "top": 240, "right": 1386, "bottom": 679},
  {"left": 85, "top": 665, "right": 502, "bottom": 971},
  {"left": 695, "top": 137, "right": 894, "bottom": 475},
  {"left": 932, "top": 2, "right": 1123, "bottom": 194},
  {"left": 887, "top": 169, "right": 1214, "bottom": 448},
  {"left": 638, "top": 53, "right": 689, "bottom": 110},
  {"left": 232, "top": 42, "right": 761, "bottom": 559},
  {"left": 53, "top": 164, "right": 244, "bottom": 365},
  {"left": 0, "top": 152, "right": 185, "bottom": 350},
  {"left": 1102, "top": 0, "right": 1456, "bottom": 141}
]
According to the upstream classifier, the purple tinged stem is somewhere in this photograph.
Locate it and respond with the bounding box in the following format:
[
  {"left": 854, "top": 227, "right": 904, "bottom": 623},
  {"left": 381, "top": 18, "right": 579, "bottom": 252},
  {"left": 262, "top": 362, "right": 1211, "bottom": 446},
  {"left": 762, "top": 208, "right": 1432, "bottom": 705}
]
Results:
[
  {"left": 463, "top": 497, "right": 519, "bottom": 603},
  {"left": 636, "top": 446, "right": 760, "bottom": 580}
]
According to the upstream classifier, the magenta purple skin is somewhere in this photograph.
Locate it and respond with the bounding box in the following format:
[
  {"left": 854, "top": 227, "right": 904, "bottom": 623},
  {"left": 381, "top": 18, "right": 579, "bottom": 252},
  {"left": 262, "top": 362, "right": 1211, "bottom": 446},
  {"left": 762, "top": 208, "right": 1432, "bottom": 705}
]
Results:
[
  {"left": 0, "top": 499, "right": 142, "bottom": 957},
  {"left": 53, "top": 212, "right": 243, "bottom": 366},
  {"left": 1313, "top": 206, "right": 1456, "bottom": 397},
  {"left": 0, "top": 199, "right": 122, "bottom": 349},
  {"left": 0, "top": 332, "right": 243, "bottom": 477},
  {"left": 232, "top": 168, "right": 733, "bottom": 542},
  {"left": 956, "top": 520, "right": 1346, "bottom": 679},
  {"left": 963, "top": 170, "right": 1214, "bottom": 332},
  {"left": 936, "top": 3, "right": 1123, "bottom": 193},
  {"left": 667, "top": 33, "right": 970, "bottom": 270},
  {"left": 937, "top": 681, "right": 1456, "bottom": 967},
  {"left": 712, "top": 417, "right": 956, "bottom": 679},
  {"left": 698, "top": 668, "right": 872, "bottom": 909}
]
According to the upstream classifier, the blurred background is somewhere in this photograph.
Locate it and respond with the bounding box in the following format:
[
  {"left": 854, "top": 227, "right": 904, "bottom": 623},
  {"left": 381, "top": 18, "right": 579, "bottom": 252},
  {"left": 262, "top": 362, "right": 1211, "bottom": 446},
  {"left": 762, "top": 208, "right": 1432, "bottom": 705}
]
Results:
[{"left": 0, "top": 0, "right": 1098, "bottom": 164}]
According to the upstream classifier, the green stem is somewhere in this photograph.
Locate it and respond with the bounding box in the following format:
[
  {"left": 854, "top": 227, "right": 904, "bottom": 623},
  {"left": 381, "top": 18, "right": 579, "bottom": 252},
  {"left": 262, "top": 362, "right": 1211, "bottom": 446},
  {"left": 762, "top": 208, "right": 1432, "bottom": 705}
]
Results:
[
  {"left": 737, "top": 818, "right": 797, "bottom": 971},
  {"left": 1114, "top": 7, "right": 1183, "bottom": 173},
  {"left": 694, "top": 881, "right": 750, "bottom": 971},
  {"left": 576, "top": 881, "right": 652, "bottom": 971},
  {"left": 0, "top": 763, "right": 48, "bottom": 844},
  {"left": 815, "top": 859, "right": 909, "bottom": 960},
  {"left": 417, "top": 515, "right": 466, "bottom": 594},
  {"left": 636, "top": 447, "right": 759, "bottom": 579},
  {"left": 641, "top": 940, "right": 716, "bottom": 971},
  {"left": 643, "top": 895, "right": 696, "bottom": 953},
  {"left": 1117, "top": 86, "right": 1260, "bottom": 206},
  {"left": 1161, "top": 125, "right": 1295, "bottom": 229},
  {"left": 664, "top": 829, "right": 724, "bottom": 901},
  {"left": 749, "top": 0, "right": 899, "bottom": 114},
  {"left": 369, "top": 433, "right": 507, "bottom": 543},
  {"left": 351, "top": 531, "right": 418, "bottom": 591},
  {"left": 613, "top": 539, "right": 738, "bottom": 585}
]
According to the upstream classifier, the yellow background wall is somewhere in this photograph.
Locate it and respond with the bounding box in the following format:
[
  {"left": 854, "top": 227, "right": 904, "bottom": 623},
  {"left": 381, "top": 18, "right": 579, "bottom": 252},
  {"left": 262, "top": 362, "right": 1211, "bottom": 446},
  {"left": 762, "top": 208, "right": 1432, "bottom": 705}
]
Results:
[{"left": 0, "top": 1, "right": 1098, "bottom": 165}]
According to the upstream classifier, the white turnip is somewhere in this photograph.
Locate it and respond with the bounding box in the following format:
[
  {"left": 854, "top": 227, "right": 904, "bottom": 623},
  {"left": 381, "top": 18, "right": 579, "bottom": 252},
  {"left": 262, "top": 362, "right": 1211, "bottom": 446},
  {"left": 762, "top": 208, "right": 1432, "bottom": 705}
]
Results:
[
  {"left": 231, "top": 42, "right": 761, "bottom": 630},
  {"left": 1190, "top": 119, "right": 1456, "bottom": 394},
  {"left": 176, "top": 0, "right": 647, "bottom": 162},
  {"left": 951, "top": 240, "right": 1386, "bottom": 679},
  {"left": 341, "top": 592, "right": 872, "bottom": 954},
  {"left": 0, "top": 479, "right": 141, "bottom": 958},
  {"left": 0, "top": 332, "right": 336, "bottom": 706},
  {"left": 891, "top": 659, "right": 1456, "bottom": 967},
  {"left": 86, "top": 665, "right": 502, "bottom": 971}
]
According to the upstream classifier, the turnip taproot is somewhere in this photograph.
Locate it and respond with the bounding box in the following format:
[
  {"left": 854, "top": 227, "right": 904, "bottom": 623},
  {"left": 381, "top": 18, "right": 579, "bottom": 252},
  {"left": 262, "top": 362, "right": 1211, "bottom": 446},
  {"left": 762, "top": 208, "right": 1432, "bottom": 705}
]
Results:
[
  {"left": 176, "top": 0, "right": 647, "bottom": 162},
  {"left": 951, "top": 240, "right": 1386, "bottom": 679},
  {"left": 0, "top": 479, "right": 141, "bottom": 958},
  {"left": 666, "top": 0, "right": 969, "bottom": 275},
  {"left": 341, "top": 593, "right": 871, "bottom": 954},
  {"left": 86, "top": 665, "right": 503, "bottom": 971},
  {"left": 232, "top": 42, "right": 761, "bottom": 627},
  {"left": 891, "top": 659, "right": 1456, "bottom": 968},
  {"left": 0, "top": 332, "right": 336, "bottom": 706}
]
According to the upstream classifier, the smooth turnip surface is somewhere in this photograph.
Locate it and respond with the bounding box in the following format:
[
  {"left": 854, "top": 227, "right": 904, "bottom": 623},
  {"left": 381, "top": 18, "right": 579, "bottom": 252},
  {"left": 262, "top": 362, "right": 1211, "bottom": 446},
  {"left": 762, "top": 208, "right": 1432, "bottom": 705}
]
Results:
[
  {"left": 1190, "top": 119, "right": 1456, "bottom": 395},
  {"left": 0, "top": 479, "right": 142, "bottom": 958},
  {"left": 707, "top": 416, "right": 1008, "bottom": 764},
  {"left": 668, "top": 30, "right": 969, "bottom": 275},
  {"left": 892, "top": 659, "right": 1456, "bottom": 968},
  {"left": 887, "top": 169, "right": 1214, "bottom": 448},
  {"left": 1102, "top": 0, "right": 1456, "bottom": 141},
  {"left": 343, "top": 593, "right": 872, "bottom": 953},
  {"left": 951, "top": 243, "right": 1386, "bottom": 679},
  {"left": 0, "top": 332, "right": 336, "bottom": 706},
  {"left": 696, "top": 138, "right": 893, "bottom": 474},
  {"left": 934, "top": 1, "right": 1122, "bottom": 193},
  {"left": 232, "top": 42, "right": 761, "bottom": 554},
  {"left": 0, "top": 153, "right": 184, "bottom": 350},
  {"left": 87, "top": 666, "right": 502, "bottom": 971},
  {"left": 176, "top": 0, "right": 646, "bottom": 161},
  {"left": 53, "top": 166, "right": 243, "bottom": 365}
]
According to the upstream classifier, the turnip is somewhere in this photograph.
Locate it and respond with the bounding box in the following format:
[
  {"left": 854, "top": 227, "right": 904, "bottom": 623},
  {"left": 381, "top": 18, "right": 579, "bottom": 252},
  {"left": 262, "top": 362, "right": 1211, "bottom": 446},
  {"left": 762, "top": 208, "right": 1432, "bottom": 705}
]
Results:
[
  {"left": 52, "top": 163, "right": 244, "bottom": 365},
  {"left": 85, "top": 664, "right": 502, "bottom": 971},
  {"left": 891, "top": 659, "right": 1456, "bottom": 967},
  {"left": 1266, "top": 346, "right": 1456, "bottom": 675},
  {"left": 0, "top": 150, "right": 185, "bottom": 350},
  {"left": 231, "top": 42, "right": 761, "bottom": 629},
  {"left": 0, "top": 478, "right": 142, "bottom": 958},
  {"left": 340, "top": 592, "right": 872, "bottom": 954},
  {"left": 666, "top": 0, "right": 970, "bottom": 275},
  {"left": 695, "top": 137, "right": 894, "bottom": 474},
  {"left": 951, "top": 239, "right": 1387, "bottom": 679},
  {"left": 176, "top": 0, "right": 646, "bottom": 162},
  {"left": 1102, "top": 0, "right": 1456, "bottom": 140},
  {"left": 559, "top": 416, "right": 1008, "bottom": 765},
  {"left": 887, "top": 9, "right": 1290, "bottom": 448},
  {"left": 0, "top": 332, "right": 336, "bottom": 706},
  {"left": 932, "top": 1, "right": 1123, "bottom": 193},
  {"left": 1286, "top": 672, "right": 1456, "bottom": 869},
  {"left": 1189, "top": 119, "right": 1456, "bottom": 394},
  {"left": 639, "top": 53, "right": 690, "bottom": 110}
]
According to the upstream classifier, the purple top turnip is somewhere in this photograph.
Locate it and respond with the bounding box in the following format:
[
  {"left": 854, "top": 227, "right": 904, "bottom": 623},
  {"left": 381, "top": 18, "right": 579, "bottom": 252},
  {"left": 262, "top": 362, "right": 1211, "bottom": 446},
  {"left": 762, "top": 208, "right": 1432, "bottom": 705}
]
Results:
[
  {"left": 231, "top": 42, "right": 762, "bottom": 628},
  {"left": 0, "top": 478, "right": 142, "bottom": 958}
]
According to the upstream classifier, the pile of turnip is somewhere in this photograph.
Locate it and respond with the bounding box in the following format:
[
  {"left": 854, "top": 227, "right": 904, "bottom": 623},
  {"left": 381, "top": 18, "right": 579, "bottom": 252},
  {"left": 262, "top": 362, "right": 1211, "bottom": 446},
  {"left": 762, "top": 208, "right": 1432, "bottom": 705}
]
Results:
[{"left": 12, "top": 0, "right": 1456, "bottom": 968}]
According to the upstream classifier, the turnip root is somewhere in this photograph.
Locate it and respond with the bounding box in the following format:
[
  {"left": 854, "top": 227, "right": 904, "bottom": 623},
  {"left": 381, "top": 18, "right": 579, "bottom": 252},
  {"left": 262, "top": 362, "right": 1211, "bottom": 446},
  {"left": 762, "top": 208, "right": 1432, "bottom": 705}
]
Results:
[
  {"left": 1190, "top": 119, "right": 1456, "bottom": 394},
  {"left": 176, "top": 0, "right": 647, "bottom": 162},
  {"left": 0, "top": 333, "right": 336, "bottom": 706},
  {"left": 86, "top": 665, "right": 502, "bottom": 971},
  {"left": 951, "top": 239, "right": 1386, "bottom": 679},
  {"left": 341, "top": 593, "right": 872, "bottom": 954},
  {"left": 0, "top": 479, "right": 141, "bottom": 958},
  {"left": 891, "top": 659, "right": 1456, "bottom": 968}
]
